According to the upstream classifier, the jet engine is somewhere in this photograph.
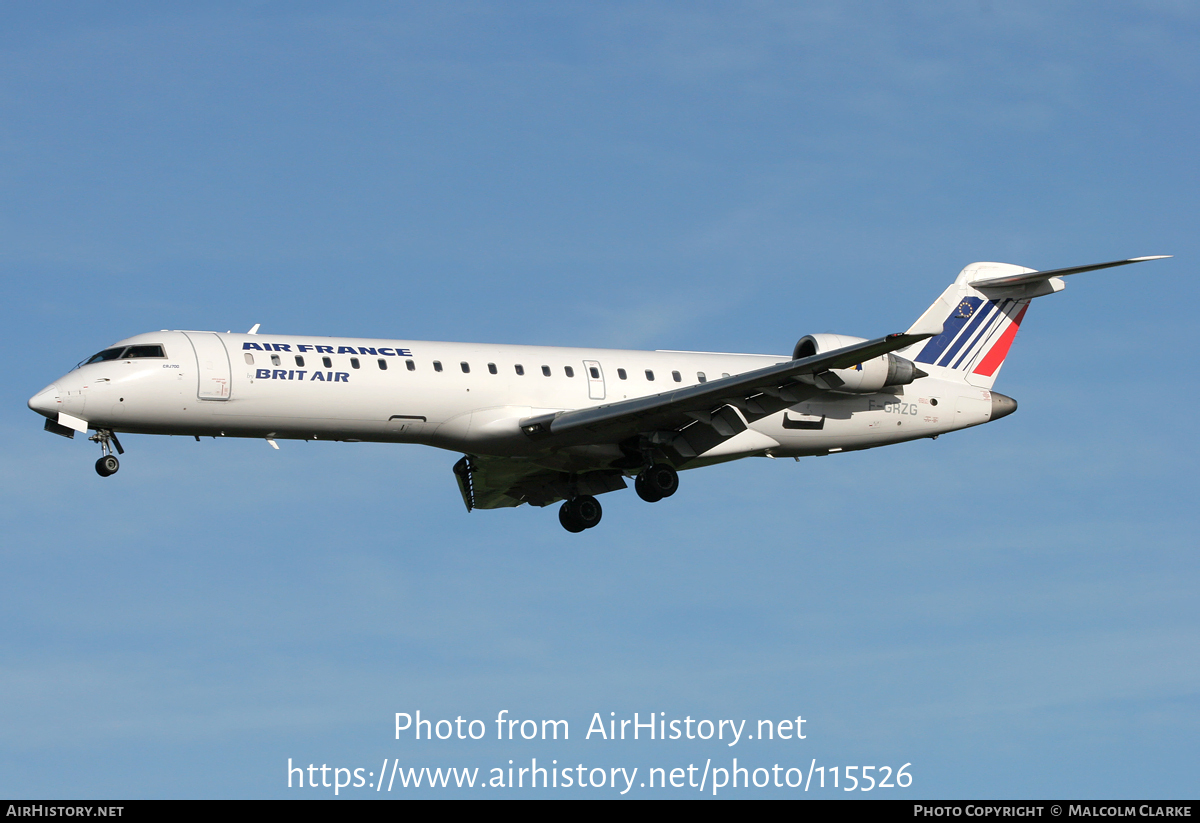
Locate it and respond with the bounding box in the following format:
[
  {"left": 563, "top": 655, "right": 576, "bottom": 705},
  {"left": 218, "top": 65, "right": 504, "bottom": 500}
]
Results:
[{"left": 792, "top": 333, "right": 925, "bottom": 393}]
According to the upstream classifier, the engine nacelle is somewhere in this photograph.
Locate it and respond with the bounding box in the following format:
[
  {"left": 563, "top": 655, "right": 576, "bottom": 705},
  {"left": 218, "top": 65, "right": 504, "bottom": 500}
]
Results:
[{"left": 792, "top": 333, "right": 924, "bottom": 393}]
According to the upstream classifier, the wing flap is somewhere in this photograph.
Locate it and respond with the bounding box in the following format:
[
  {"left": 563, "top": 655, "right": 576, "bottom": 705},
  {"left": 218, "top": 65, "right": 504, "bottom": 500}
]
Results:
[{"left": 453, "top": 455, "right": 626, "bottom": 511}]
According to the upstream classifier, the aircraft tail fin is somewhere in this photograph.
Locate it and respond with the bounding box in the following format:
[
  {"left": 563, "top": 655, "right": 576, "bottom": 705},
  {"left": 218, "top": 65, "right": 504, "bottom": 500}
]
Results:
[{"left": 900, "top": 256, "right": 1169, "bottom": 389}]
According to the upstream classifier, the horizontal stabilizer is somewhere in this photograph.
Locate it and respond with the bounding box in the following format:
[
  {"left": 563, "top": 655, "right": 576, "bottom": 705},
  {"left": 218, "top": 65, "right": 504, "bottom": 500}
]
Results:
[{"left": 969, "top": 256, "right": 1170, "bottom": 288}]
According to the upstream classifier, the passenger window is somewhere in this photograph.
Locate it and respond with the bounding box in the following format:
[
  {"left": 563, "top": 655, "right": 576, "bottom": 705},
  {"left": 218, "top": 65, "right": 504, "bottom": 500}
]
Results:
[
  {"left": 434, "top": 361, "right": 443, "bottom": 372},
  {"left": 244, "top": 353, "right": 255, "bottom": 365},
  {"left": 271, "top": 354, "right": 281, "bottom": 366},
  {"left": 460, "top": 362, "right": 470, "bottom": 373},
  {"left": 617, "top": 369, "right": 627, "bottom": 380},
  {"left": 564, "top": 366, "right": 574, "bottom": 378},
  {"left": 406, "top": 359, "right": 415, "bottom": 371},
  {"left": 350, "top": 358, "right": 360, "bottom": 369},
  {"left": 295, "top": 356, "right": 305, "bottom": 367},
  {"left": 515, "top": 364, "right": 525, "bottom": 375},
  {"left": 488, "top": 363, "right": 497, "bottom": 374},
  {"left": 697, "top": 372, "right": 706, "bottom": 383},
  {"left": 322, "top": 356, "right": 333, "bottom": 368},
  {"left": 589, "top": 367, "right": 600, "bottom": 379},
  {"left": 542, "top": 366, "right": 551, "bottom": 377},
  {"left": 672, "top": 370, "right": 682, "bottom": 382},
  {"left": 378, "top": 359, "right": 387, "bottom": 370},
  {"left": 645, "top": 370, "right": 655, "bottom": 381}
]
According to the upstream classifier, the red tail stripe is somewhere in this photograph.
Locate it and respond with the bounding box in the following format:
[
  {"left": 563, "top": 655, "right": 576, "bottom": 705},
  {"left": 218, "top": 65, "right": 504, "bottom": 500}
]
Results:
[{"left": 972, "top": 304, "right": 1028, "bottom": 377}]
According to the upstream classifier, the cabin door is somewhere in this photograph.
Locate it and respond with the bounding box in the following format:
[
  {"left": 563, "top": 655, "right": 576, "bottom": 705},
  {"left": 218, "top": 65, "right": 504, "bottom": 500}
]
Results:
[{"left": 183, "top": 333, "right": 232, "bottom": 400}]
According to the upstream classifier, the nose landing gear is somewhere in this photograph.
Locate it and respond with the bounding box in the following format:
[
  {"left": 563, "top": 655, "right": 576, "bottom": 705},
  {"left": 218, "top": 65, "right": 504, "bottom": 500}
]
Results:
[
  {"left": 96, "top": 454, "right": 119, "bottom": 477},
  {"left": 89, "top": 429, "right": 124, "bottom": 477}
]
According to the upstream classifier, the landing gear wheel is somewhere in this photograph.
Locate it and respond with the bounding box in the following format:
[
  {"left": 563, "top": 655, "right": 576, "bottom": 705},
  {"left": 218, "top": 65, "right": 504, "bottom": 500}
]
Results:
[
  {"left": 559, "top": 495, "right": 602, "bottom": 532},
  {"left": 637, "top": 463, "right": 678, "bottom": 501},
  {"left": 635, "top": 472, "right": 663, "bottom": 503},
  {"left": 572, "top": 495, "right": 602, "bottom": 529},
  {"left": 95, "top": 455, "right": 120, "bottom": 477},
  {"left": 559, "top": 502, "right": 586, "bottom": 533}
]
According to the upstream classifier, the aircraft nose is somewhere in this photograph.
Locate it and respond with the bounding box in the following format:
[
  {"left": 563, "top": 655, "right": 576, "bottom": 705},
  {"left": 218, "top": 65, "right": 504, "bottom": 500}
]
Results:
[{"left": 28, "top": 384, "right": 60, "bottom": 419}]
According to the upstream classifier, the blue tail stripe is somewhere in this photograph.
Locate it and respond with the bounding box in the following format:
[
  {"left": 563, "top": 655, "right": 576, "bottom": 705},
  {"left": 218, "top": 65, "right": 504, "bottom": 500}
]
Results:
[
  {"left": 947, "top": 299, "right": 1012, "bottom": 370},
  {"left": 937, "top": 298, "right": 1002, "bottom": 368},
  {"left": 951, "top": 299, "right": 1014, "bottom": 370},
  {"left": 936, "top": 298, "right": 1003, "bottom": 369},
  {"left": 915, "top": 296, "right": 984, "bottom": 365}
]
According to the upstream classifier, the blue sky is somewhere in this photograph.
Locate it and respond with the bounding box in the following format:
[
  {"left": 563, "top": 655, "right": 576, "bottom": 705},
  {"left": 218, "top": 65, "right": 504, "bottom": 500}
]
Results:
[{"left": 1, "top": 2, "right": 1197, "bottom": 798}]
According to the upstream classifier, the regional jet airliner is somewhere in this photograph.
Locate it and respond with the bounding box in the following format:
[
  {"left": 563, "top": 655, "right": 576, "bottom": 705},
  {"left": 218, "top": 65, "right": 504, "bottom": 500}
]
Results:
[{"left": 27, "top": 256, "right": 1167, "bottom": 531}]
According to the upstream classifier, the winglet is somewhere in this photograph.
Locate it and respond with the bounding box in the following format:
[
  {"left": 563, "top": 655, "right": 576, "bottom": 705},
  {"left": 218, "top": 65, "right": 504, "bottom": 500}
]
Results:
[{"left": 247, "top": 323, "right": 261, "bottom": 335}]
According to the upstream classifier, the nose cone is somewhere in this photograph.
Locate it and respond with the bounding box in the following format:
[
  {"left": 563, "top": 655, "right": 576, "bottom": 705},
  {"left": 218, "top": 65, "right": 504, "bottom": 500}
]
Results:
[
  {"left": 990, "top": 391, "right": 1018, "bottom": 421},
  {"left": 28, "top": 384, "right": 60, "bottom": 419}
]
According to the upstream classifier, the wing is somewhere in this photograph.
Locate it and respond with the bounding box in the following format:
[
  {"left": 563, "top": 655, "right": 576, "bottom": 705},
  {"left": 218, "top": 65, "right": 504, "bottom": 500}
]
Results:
[
  {"left": 516, "top": 330, "right": 934, "bottom": 459},
  {"left": 451, "top": 330, "right": 936, "bottom": 509}
]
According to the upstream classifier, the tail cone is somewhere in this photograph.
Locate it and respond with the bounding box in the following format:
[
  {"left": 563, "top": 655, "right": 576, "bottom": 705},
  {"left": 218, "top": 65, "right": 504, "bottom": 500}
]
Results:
[{"left": 990, "top": 392, "right": 1018, "bottom": 420}]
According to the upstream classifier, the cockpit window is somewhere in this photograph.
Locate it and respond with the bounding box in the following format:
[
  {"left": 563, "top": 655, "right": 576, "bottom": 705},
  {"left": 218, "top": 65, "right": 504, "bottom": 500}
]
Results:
[
  {"left": 83, "top": 348, "right": 126, "bottom": 365},
  {"left": 123, "top": 345, "right": 165, "bottom": 359},
  {"left": 78, "top": 344, "right": 166, "bottom": 369}
]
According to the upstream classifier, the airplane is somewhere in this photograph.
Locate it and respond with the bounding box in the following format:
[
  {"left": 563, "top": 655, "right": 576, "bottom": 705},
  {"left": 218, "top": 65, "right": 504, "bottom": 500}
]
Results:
[{"left": 27, "top": 255, "right": 1167, "bottom": 532}]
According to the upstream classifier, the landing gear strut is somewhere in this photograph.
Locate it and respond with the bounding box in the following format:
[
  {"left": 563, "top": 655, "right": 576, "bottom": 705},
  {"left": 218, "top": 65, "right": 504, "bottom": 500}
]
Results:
[
  {"left": 90, "top": 429, "right": 124, "bottom": 477},
  {"left": 635, "top": 463, "right": 678, "bottom": 502},
  {"left": 559, "top": 495, "right": 602, "bottom": 533}
]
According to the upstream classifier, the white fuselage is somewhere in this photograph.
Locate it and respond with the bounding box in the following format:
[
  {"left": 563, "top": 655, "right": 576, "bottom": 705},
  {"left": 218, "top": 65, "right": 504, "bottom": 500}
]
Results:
[{"left": 30, "top": 330, "right": 997, "bottom": 471}]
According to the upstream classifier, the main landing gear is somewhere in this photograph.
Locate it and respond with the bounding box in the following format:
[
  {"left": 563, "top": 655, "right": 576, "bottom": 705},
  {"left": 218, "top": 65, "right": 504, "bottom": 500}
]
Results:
[
  {"left": 555, "top": 463, "right": 678, "bottom": 532},
  {"left": 559, "top": 495, "right": 602, "bottom": 533},
  {"left": 90, "top": 428, "right": 124, "bottom": 477},
  {"left": 635, "top": 463, "right": 678, "bottom": 503}
]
